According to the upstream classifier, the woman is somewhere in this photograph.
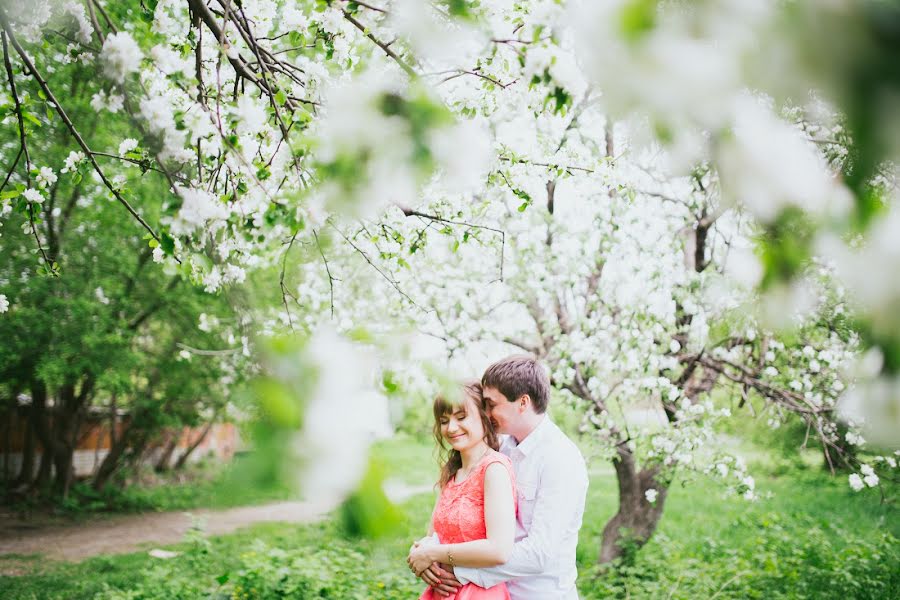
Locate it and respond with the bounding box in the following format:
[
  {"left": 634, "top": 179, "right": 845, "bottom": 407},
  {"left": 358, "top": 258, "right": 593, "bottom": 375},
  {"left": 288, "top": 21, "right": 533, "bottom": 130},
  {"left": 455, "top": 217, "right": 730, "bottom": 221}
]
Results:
[{"left": 408, "top": 381, "right": 517, "bottom": 600}]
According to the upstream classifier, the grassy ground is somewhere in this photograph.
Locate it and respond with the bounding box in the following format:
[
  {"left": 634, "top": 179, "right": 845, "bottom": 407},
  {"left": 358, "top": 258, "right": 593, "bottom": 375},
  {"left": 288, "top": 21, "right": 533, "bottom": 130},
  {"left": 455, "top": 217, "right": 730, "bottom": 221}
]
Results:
[{"left": 2, "top": 434, "right": 897, "bottom": 599}]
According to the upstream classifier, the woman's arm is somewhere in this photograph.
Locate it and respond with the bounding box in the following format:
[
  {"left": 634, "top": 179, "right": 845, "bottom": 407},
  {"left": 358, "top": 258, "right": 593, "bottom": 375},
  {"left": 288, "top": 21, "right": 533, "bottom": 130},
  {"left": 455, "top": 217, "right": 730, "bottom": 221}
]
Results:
[{"left": 409, "top": 463, "right": 515, "bottom": 573}]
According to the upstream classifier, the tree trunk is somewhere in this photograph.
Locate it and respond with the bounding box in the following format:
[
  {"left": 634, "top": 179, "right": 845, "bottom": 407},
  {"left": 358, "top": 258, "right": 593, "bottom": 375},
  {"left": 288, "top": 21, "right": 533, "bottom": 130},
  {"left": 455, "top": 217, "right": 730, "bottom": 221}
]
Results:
[
  {"left": 154, "top": 430, "right": 179, "bottom": 472},
  {"left": 13, "top": 412, "right": 36, "bottom": 487},
  {"left": 52, "top": 451, "right": 74, "bottom": 497},
  {"left": 174, "top": 421, "right": 214, "bottom": 470},
  {"left": 92, "top": 421, "right": 137, "bottom": 490},
  {"left": 598, "top": 447, "right": 669, "bottom": 565},
  {"left": 34, "top": 448, "right": 53, "bottom": 491}
]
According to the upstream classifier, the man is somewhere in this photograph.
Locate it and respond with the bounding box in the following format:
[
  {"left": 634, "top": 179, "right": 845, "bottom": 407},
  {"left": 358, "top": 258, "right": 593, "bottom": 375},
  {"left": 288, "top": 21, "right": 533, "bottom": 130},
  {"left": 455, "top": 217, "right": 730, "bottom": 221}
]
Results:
[{"left": 420, "top": 355, "right": 589, "bottom": 599}]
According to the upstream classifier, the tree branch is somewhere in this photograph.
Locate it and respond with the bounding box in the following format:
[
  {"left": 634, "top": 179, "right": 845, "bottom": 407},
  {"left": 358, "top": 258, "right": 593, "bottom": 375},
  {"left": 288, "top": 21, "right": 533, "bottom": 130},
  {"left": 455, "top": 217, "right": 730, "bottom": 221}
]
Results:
[{"left": 0, "top": 16, "right": 170, "bottom": 254}]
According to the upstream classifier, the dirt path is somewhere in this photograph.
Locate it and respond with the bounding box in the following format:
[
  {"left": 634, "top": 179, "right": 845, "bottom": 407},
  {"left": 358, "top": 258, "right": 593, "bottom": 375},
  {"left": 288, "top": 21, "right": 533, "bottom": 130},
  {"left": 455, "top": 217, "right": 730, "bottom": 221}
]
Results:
[{"left": 0, "top": 480, "right": 432, "bottom": 574}]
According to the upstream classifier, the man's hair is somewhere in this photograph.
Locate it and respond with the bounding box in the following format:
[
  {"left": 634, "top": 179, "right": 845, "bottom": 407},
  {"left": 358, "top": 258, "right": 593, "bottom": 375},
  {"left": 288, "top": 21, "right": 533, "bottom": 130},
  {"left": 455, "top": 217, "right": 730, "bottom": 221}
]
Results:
[{"left": 482, "top": 355, "right": 550, "bottom": 414}]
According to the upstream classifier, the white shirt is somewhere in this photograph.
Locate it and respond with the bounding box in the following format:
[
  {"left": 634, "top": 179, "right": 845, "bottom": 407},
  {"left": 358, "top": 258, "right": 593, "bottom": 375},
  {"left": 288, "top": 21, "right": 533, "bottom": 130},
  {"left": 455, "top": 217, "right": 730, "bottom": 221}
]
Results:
[{"left": 455, "top": 416, "right": 589, "bottom": 599}]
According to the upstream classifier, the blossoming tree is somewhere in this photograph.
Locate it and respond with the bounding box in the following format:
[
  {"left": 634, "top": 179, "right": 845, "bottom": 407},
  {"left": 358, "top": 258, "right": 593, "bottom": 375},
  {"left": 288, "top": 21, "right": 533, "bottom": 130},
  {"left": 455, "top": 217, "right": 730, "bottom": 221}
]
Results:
[{"left": 1, "top": 0, "right": 898, "bottom": 553}]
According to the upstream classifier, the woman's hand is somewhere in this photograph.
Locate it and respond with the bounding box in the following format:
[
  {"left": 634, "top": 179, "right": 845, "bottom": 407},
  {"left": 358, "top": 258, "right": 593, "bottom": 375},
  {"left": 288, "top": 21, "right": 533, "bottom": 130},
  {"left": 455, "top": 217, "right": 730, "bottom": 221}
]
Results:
[{"left": 407, "top": 544, "right": 438, "bottom": 576}]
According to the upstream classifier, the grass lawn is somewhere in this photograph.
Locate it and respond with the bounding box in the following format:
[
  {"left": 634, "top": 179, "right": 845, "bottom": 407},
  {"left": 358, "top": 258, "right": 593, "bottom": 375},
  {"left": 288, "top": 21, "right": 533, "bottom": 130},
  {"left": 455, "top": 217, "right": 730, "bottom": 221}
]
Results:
[{"left": 2, "top": 434, "right": 897, "bottom": 599}]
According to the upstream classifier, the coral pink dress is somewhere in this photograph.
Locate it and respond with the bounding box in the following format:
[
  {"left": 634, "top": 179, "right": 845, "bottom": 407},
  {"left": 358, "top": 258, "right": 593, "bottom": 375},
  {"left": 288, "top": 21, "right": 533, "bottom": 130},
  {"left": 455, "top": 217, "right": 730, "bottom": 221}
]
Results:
[{"left": 418, "top": 450, "right": 517, "bottom": 600}]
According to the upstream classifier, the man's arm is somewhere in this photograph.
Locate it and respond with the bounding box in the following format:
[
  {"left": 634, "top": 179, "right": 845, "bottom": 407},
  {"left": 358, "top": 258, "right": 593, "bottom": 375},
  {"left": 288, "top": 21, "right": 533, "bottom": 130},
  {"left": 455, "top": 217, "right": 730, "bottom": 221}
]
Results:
[{"left": 454, "top": 451, "right": 588, "bottom": 589}]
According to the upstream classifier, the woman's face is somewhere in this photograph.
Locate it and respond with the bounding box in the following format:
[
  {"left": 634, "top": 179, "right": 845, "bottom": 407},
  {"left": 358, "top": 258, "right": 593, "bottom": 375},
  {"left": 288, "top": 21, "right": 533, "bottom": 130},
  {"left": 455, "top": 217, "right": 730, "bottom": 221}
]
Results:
[{"left": 440, "top": 394, "right": 486, "bottom": 452}]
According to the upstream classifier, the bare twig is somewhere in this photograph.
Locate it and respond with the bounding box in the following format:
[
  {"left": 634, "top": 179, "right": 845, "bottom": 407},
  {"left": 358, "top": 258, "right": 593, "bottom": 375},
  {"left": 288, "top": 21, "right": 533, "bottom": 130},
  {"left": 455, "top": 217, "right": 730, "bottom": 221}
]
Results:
[
  {"left": 313, "top": 228, "right": 337, "bottom": 319},
  {"left": 330, "top": 222, "right": 427, "bottom": 311},
  {"left": 397, "top": 205, "right": 506, "bottom": 281},
  {"left": 341, "top": 9, "right": 417, "bottom": 77}
]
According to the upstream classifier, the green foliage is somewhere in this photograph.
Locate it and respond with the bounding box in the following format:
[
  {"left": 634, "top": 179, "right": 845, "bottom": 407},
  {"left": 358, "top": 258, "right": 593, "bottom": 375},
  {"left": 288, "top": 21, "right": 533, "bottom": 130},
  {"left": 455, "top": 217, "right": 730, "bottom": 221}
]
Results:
[
  {"left": 4, "top": 436, "right": 896, "bottom": 600},
  {"left": 339, "top": 457, "right": 405, "bottom": 539}
]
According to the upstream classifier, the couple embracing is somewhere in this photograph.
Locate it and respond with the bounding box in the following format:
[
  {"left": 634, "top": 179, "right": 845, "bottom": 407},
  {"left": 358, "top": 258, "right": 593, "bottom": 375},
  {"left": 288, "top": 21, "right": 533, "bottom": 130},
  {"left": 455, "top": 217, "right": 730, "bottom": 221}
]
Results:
[{"left": 407, "top": 355, "right": 589, "bottom": 599}]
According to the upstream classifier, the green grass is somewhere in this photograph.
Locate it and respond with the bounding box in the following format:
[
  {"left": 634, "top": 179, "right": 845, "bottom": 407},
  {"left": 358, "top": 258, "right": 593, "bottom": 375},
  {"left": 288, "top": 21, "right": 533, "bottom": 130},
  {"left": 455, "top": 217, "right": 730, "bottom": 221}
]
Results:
[{"left": 3, "top": 436, "right": 897, "bottom": 599}]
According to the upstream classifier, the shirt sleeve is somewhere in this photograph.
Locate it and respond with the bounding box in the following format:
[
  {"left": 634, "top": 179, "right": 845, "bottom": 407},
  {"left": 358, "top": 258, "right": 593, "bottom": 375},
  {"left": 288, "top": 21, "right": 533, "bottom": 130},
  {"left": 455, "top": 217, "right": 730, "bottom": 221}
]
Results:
[{"left": 454, "top": 447, "right": 588, "bottom": 589}]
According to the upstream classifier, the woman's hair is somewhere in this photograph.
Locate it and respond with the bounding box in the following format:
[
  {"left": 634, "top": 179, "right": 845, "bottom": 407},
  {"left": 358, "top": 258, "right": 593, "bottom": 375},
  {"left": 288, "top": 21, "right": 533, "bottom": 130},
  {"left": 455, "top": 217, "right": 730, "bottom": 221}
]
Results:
[{"left": 433, "top": 381, "right": 499, "bottom": 488}]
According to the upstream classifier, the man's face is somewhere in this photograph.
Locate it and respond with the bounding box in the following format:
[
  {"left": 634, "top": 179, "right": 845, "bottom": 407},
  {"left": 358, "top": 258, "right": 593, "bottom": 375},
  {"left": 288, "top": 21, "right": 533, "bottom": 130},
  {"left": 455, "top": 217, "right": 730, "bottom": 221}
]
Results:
[{"left": 483, "top": 385, "right": 519, "bottom": 435}]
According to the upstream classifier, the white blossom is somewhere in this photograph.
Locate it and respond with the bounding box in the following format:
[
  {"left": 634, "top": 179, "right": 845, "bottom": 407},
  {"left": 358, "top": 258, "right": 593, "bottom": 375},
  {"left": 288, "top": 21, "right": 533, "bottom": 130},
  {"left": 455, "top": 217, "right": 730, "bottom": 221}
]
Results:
[
  {"left": 118, "top": 138, "right": 139, "bottom": 155},
  {"left": 848, "top": 473, "right": 864, "bottom": 491},
  {"left": 90, "top": 90, "right": 124, "bottom": 113},
  {"left": 61, "top": 151, "right": 85, "bottom": 173},
  {"left": 36, "top": 167, "right": 57, "bottom": 189},
  {"left": 644, "top": 488, "right": 658, "bottom": 503},
  {"left": 169, "top": 186, "right": 230, "bottom": 235},
  {"left": 295, "top": 329, "right": 392, "bottom": 508},
  {"left": 101, "top": 32, "right": 143, "bottom": 83},
  {"left": 0, "top": 294, "right": 8, "bottom": 313},
  {"left": 23, "top": 188, "right": 44, "bottom": 204}
]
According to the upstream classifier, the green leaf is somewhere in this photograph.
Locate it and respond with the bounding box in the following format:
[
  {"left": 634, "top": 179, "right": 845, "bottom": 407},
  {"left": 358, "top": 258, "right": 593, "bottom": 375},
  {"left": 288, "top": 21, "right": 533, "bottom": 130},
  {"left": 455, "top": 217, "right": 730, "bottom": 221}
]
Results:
[
  {"left": 160, "top": 232, "right": 176, "bottom": 256},
  {"left": 1, "top": 190, "right": 20, "bottom": 200},
  {"left": 23, "top": 112, "right": 41, "bottom": 127}
]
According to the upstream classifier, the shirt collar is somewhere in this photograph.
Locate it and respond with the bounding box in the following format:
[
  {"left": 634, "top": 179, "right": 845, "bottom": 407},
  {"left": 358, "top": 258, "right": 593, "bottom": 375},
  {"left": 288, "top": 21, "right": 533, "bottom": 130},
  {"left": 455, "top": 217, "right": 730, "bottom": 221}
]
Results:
[{"left": 511, "top": 415, "right": 551, "bottom": 456}]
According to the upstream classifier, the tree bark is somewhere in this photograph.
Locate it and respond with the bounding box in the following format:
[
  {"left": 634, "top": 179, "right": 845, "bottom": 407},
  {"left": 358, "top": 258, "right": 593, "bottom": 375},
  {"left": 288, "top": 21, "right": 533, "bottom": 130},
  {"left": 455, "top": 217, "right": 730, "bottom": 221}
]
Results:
[
  {"left": 34, "top": 447, "right": 52, "bottom": 491},
  {"left": 92, "top": 420, "right": 137, "bottom": 490},
  {"left": 154, "top": 430, "right": 179, "bottom": 472},
  {"left": 174, "top": 420, "right": 214, "bottom": 470},
  {"left": 13, "top": 411, "right": 36, "bottom": 487},
  {"left": 598, "top": 446, "right": 669, "bottom": 565}
]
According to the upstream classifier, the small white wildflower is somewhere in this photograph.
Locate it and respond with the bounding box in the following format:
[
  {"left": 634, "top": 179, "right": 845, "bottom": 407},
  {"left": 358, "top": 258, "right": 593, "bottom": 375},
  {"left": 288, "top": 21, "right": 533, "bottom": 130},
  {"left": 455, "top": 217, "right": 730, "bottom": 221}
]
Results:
[
  {"left": 860, "top": 464, "right": 874, "bottom": 476},
  {"left": 863, "top": 473, "right": 879, "bottom": 487},
  {"left": 742, "top": 476, "right": 755, "bottom": 491},
  {"left": 118, "top": 138, "right": 139, "bottom": 155},
  {"left": 95, "top": 287, "right": 110, "bottom": 305},
  {"left": 764, "top": 366, "right": 778, "bottom": 377},
  {"left": 0, "top": 294, "right": 9, "bottom": 313},
  {"left": 178, "top": 349, "right": 192, "bottom": 361},
  {"left": 848, "top": 473, "right": 864, "bottom": 491},
  {"left": 644, "top": 488, "right": 658, "bottom": 503},
  {"left": 716, "top": 463, "right": 729, "bottom": 478},
  {"left": 23, "top": 188, "right": 44, "bottom": 204},
  {"left": 152, "top": 246, "right": 165, "bottom": 263}
]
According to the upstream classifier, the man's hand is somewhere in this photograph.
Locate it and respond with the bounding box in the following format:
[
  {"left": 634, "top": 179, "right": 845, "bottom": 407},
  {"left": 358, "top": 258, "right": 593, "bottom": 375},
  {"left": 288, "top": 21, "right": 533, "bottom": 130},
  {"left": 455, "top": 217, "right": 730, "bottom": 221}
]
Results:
[{"left": 420, "top": 562, "right": 461, "bottom": 598}]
